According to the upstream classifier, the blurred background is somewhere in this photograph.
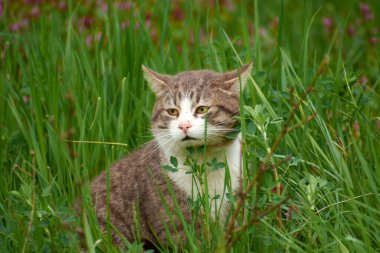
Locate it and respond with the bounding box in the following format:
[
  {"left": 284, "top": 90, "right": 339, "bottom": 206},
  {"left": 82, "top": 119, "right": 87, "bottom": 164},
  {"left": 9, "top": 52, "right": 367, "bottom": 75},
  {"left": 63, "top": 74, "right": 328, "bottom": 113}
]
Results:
[{"left": 0, "top": 1, "right": 379, "bottom": 252}]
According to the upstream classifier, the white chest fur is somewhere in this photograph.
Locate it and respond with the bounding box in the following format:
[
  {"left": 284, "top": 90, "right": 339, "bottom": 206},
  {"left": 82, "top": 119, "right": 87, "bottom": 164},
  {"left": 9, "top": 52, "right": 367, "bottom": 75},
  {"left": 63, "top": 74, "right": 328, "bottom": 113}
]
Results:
[{"left": 163, "top": 134, "right": 242, "bottom": 220}]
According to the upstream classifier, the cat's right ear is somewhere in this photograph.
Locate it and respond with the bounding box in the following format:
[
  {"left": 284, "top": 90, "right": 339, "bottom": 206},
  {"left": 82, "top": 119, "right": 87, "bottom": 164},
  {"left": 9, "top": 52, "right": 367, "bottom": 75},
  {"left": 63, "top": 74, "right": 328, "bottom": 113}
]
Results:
[{"left": 142, "top": 65, "right": 171, "bottom": 96}]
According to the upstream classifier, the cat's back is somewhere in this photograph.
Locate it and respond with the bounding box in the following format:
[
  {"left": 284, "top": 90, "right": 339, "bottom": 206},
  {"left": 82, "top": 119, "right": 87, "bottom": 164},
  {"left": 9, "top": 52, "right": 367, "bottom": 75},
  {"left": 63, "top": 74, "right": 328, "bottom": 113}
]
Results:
[
  {"left": 91, "top": 140, "right": 162, "bottom": 198},
  {"left": 90, "top": 141, "right": 170, "bottom": 243}
]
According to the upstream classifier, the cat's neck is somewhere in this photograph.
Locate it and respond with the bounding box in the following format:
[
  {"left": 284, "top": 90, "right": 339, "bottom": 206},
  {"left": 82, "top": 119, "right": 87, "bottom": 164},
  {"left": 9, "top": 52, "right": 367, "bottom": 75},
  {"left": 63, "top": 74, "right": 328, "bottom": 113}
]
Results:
[
  {"left": 158, "top": 133, "right": 242, "bottom": 194},
  {"left": 158, "top": 134, "right": 242, "bottom": 222},
  {"left": 160, "top": 135, "right": 241, "bottom": 169}
]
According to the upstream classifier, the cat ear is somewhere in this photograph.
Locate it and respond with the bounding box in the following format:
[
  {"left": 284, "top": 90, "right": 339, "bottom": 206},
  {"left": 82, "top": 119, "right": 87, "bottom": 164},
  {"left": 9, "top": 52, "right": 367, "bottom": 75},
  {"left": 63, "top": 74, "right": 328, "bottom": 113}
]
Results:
[
  {"left": 142, "top": 65, "right": 172, "bottom": 96},
  {"left": 221, "top": 63, "right": 252, "bottom": 92}
]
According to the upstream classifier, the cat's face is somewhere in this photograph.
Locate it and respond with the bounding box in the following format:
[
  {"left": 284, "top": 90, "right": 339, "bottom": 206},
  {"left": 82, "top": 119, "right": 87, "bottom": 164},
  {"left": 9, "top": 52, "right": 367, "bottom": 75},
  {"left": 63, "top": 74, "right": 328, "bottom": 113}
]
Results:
[{"left": 143, "top": 64, "right": 252, "bottom": 149}]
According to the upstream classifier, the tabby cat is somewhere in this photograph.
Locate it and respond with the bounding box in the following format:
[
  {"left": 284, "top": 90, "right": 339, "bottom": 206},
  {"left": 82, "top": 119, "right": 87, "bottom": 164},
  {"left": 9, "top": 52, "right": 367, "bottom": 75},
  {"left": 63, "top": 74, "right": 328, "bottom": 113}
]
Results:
[{"left": 90, "top": 63, "right": 252, "bottom": 248}]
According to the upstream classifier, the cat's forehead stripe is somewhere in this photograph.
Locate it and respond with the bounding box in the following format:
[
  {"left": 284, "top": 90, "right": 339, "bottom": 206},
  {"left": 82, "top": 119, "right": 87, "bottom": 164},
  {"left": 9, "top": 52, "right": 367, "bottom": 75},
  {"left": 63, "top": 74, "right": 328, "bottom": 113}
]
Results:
[
  {"left": 180, "top": 97, "right": 192, "bottom": 112},
  {"left": 173, "top": 87, "right": 199, "bottom": 106}
]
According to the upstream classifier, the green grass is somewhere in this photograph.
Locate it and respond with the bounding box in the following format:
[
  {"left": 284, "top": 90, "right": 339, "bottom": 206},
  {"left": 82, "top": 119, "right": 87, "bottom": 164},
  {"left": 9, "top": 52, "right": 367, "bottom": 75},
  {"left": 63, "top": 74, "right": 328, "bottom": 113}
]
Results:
[{"left": 1, "top": 1, "right": 380, "bottom": 252}]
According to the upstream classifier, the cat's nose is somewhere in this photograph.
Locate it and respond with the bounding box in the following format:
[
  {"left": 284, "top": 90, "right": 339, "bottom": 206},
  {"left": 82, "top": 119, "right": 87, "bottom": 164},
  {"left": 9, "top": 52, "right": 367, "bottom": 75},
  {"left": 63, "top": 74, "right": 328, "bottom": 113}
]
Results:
[{"left": 178, "top": 121, "right": 192, "bottom": 133}]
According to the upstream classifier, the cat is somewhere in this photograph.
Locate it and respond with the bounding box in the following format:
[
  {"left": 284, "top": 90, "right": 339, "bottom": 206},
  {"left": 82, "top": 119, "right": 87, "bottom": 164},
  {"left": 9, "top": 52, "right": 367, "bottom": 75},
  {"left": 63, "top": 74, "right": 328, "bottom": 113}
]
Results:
[{"left": 90, "top": 63, "right": 252, "bottom": 249}]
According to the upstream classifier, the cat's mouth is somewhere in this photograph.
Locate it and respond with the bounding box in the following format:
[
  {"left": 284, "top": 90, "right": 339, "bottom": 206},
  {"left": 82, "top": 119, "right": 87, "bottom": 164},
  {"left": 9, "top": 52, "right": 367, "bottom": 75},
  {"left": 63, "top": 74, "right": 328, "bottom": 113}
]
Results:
[{"left": 182, "top": 136, "right": 198, "bottom": 141}]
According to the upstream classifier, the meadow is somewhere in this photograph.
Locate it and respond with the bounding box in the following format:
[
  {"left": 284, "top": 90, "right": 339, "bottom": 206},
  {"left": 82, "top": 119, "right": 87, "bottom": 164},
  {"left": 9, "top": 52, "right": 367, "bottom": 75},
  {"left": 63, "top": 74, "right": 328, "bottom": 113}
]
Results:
[{"left": 0, "top": 0, "right": 379, "bottom": 252}]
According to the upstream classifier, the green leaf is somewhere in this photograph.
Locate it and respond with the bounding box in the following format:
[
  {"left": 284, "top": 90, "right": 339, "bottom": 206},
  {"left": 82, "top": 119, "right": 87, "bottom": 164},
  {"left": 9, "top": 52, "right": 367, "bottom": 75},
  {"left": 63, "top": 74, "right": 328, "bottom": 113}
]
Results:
[
  {"left": 170, "top": 156, "right": 178, "bottom": 167},
  {"left": 213, "top": 162, "right": 225, "bottom": 170},
  {"left": 247, "top": 122, "right": 256, "bottom": 135},
  {"left": 42, "top": 186, "right": 52, "bottom": 197},
  {"left": 290, "top": 157, "right": 302, "bottom": 166},
  {"left": 213, "top": 194, "right": 220, "bottom": 200},
  {"left": 225, "top": 131, "right": 239, "bottom": 139},
  {"left": 163, "top": 165, "right": 178, "bottom": 173},
  {"left": 244, "top": 105, "right": 257, "bottom": 118},
  {"left": 183, "top": 157, "right": 192, "bottom": 166},
  {"left": 269, "top": 117, "right": 284, "bottom": 124},
  {"left": 207, "top": 157, "right": 218, "bottom": 168}
]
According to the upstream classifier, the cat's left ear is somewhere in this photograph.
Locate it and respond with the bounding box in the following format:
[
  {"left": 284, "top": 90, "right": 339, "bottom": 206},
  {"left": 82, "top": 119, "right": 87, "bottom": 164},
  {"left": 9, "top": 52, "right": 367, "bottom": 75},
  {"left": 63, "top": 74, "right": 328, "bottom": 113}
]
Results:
[
  {"left": 221, "top": 63, "right": 252, "bottom": 93},
  {"left": 142, "top": 65, "right": 172, "bottom": 96}
]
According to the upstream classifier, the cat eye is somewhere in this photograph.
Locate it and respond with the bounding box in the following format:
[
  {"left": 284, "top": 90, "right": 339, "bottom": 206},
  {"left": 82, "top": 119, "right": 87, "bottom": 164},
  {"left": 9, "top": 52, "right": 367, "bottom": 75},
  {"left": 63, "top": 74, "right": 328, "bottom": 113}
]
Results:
[
  {"left": 167, "top": 108, "right": 179, "bottom": 117},
  {"left": 195, "top": 106, "right": 209, "bottom": 114}
]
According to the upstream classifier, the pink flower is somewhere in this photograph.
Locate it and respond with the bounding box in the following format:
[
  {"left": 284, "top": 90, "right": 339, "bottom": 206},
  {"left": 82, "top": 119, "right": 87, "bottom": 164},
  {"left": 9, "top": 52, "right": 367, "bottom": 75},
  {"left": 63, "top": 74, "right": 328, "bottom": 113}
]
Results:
[
  {"left": 284, "top": 205, "right": 300, "bottom": 220},
  {"left": 172, "top": 7, "right": 184, "bottom": 21},
  {"left": 59, "top": 1, "right": 67, "bottom": 11},
  {"left": 359, "top": 3, "right": 374, "bottom": 22},
  {"left": 116, "top": 1, "right": 131, "bottom": 10},
  {"left": 10, "top": 22, "right": 22, "bottom": 32},
  {"left": 353, "top": 122, "right": 360, "bottom": 131},
  {"left": 149, "top": 27, "right": 158, "bottom": 41},
  {"left": 271, "top": 184, "right": 284, "bottom": 194},
  {"left": 83, "top": 16, "right": 93, "bottom": 28},
  {"left": 21, "top": 19, "right": 29, "bottom": 28},
  {"left": 347, "top": 25, "right": 355, "bottom": 37},
  {"left": 323, "top": 17, "right": 333, "bottom": 28},
  {"left": 322, "top": 17, "right": 334, "bottom": 33},
  {"left": 189, "top": 31, "right": 195, "bottom": 45},
  {"left": 121, "top": 21, "right": 129, "bottom": 30},
  {"left": 86, "top": 35, "right": 92, "bottom": 46},
  {"left": 359, "top": 76, "right": 368, "bottom": 85},
  {"left": 0, "top": 1, "right": 3, "bottom": 18},
  {"left": 96, "top": 32, "right": 102, "bottom": 42},
  {"left": 100, "top": 3, "right": 108, "bottom": 12},
  {"left": 29, "top": 6, "right": 41, "bottom": 19},
  {"left": 353, "top": 121, "right": 360, "bottom": 138},
  {"left": 221, "top": 0, "right": 235, "bottom": 10},
  {"left": 364, "top": 12, "right": 374, "bottom": 21},
  {"left": 78, "top": 16, "right": 93, "bottom": 33},
  {"left": 23, "top": 95, "right": 30, "bottom": 104},
  {"left": 359, "top": 3, "right": 370, "bottom": 14},
  {"left": 270, "top": 16, "right": 279, "bottom": 30},
  {"left": 285, "top": 207, "right": 293, "bottom": 219},
  {"left": 23, "top": 0, "right": 42, "bottom": 4},
  {"left": 145, "top": 13, "right": 151, "bottom": 28},
  {"left": 369, "top": 37, "right": 378, "bottom": 45},
  {"left": 259, "top": 27, "right": 267, "bottom": 37}
]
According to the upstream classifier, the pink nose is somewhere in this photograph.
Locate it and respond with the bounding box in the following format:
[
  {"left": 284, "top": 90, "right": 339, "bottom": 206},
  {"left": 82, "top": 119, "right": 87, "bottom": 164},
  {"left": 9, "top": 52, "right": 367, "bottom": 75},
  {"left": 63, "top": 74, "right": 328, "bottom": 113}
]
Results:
[{"left": 178, "top": 121, "right": 192, "bottom": 133}]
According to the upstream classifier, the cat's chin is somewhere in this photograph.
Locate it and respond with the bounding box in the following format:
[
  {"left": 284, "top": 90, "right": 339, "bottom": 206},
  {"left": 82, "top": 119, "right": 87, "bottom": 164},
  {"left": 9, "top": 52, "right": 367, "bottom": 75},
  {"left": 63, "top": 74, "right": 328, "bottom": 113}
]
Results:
[
  {"left": 174, "top": 136, "right": 232, "bottom": 149},
  {"left": 182, "top": 136, "right": 198, "bottom": 141},
  {"left": 178, "top": 138, "right": 204, "bottom": 147}
]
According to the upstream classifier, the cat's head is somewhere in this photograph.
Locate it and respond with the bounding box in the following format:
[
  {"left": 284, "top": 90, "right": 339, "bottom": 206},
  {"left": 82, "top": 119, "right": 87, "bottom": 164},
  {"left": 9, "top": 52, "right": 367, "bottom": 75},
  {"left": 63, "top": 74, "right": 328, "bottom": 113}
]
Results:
[{"left": 143, "top": 64, "right": 252, "bottom": 149}]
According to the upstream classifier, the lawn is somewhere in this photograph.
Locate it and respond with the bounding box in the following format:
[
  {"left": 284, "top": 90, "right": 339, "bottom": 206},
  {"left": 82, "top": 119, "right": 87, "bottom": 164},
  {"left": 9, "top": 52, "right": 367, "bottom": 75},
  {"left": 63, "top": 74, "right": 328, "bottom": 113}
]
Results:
[{"left": 0, "top": 0, "right": 379, "bottom": 252}]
